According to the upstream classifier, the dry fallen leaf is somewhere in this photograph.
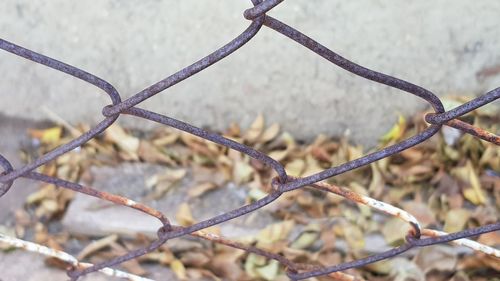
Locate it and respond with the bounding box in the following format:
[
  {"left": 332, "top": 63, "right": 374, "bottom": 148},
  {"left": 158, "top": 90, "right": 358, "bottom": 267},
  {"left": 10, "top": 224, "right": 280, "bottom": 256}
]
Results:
[
  {"left": 443, "top": 208, "right": 470, "bottom": 233},
  {"left": 188, "top": 182, "right": 217, "bottom": 198},
  {"left": 260, "top": 123, "right": 280, "bottom": 143},
  {"left": 77, "top": 234, "right": 118, "bottom": 260},
  {"left": 285, "top": 159, "right": 305, "bottom": 177},
  {"left": 104, "top": 124, "right": 140, "bottom": 160},
  {"left": 171, "top": 259, "right": 187, "bottom": 280},
  {"left": 255, "top": 260, "right": 280, "bottom": 281},
  {"left": 380, "top": 115, "right": 406, "bottom": 144},
  {"left": 344, "top": 223, "right": 365, "bottom": 251},
  {"left": 28, "top": 126, "right": 63, "bottom": 144},
  {"left": 290, "top": 231, "right": 318, "bottom": 250},
  {"left": 147, "top": 169, "right": 187, "bottom": 199},
  {"left": 453, "top": 161, "right": 486, "bottom": 205},
  {"left": 390, "top": 257, "right": 425, "bottom": 281},
  {"left": 255, "top": 220, "right": 295, "bottom": 249},
  {"left": 176, "top": 203, "right": 195, "bottom": 226},
  {"left": 381, "top": 217, "right": 409, "bottom": 245},
  {"left": 414, "top": 245, "right": 457, "bottom": 274},
  {"left": 244, "top": 114, "right": 265, "bottom": 143},
  {"left": 138, "top": 140, "right": 175, "bottom": 164},
  {"left": 15, "top": 109, "right": 499, "bottom": 281},
  {"left": 211, "top": 250, "right": 245, "bottom": 280},
  {"left": 401, "top": 201, "right": 436, "bottom": 227},
  {"left": 233, "top": 160, "right": 254, "bottom": 184}
]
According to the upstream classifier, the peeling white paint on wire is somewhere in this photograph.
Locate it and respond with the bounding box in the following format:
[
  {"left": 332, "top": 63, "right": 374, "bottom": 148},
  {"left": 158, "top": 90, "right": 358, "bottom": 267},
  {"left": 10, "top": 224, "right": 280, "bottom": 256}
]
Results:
[{"left": 0, "top": 233, "right": 154, "bottom": 281}]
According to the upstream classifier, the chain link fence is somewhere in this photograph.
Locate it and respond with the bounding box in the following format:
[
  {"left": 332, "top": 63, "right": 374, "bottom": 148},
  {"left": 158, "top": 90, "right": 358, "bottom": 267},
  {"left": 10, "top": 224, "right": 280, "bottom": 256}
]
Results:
[{"left": 0, "top": 0, "right": 499, "bottom": 280}]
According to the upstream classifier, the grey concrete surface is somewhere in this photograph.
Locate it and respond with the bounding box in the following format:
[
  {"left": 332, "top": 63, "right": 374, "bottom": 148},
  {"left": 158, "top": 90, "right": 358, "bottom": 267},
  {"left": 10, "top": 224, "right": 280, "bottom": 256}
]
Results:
[
  {"left": 0, "top": 251, "right": 111, "bottom": 281},
  {"left": 62, "top": 163, "right": 277, "bottom": 241},
  {"left": 1, "top": 1, "right": 500, "bottom": 146},
  {"left": 0, "top": 115, "right": 41, "bottom": 224}
]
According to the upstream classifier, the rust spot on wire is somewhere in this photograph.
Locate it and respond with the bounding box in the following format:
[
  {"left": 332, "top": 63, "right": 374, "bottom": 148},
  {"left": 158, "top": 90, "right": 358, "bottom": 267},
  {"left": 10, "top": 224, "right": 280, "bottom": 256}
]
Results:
[
  {"left": 445, "top": 119, "right": 500, "bottom": 145},
  {"left": 0, "top": 1, "right": 498, "bottom": 280}
]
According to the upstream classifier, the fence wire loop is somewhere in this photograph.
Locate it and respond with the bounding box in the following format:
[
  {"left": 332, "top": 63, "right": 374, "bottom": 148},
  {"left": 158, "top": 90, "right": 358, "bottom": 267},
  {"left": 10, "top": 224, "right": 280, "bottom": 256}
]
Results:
[
  {"left": 0, "top": 154, "right": 13, "bottom": 197},
  {"left": 0, "top": 1, "right": 499, "bottom": 280},
  {"left": 244, "top": 0, "right": 284, "bottom": 20}
]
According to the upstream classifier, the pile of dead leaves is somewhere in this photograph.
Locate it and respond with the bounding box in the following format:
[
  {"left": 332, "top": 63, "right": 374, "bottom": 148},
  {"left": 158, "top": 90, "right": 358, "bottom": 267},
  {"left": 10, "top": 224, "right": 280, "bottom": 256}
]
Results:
[{"left": 6, "top": 95, "right": 500, "bottom": 280}]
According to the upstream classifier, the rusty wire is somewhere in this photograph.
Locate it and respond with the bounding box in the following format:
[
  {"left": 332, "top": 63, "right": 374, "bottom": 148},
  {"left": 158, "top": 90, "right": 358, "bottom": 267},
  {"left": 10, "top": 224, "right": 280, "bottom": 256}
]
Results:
[{"left": 0, "top": 0, "right": 499, "bottom": 280}]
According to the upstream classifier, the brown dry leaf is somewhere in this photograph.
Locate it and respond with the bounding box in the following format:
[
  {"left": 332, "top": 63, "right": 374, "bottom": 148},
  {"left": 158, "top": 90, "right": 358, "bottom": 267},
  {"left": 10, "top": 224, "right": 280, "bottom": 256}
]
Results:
[
  {"left": 176, "top": 203, "right": 195, "bottom": 226},
  {"left": 248, "top": 188, "right": 268, "bottom": 201},
  {"left": 459, "top": 253, "right": 500, "bottom": 271},
  {"left": 268, "top": 149, "right": 289, "bottom": 162},
  {"left": 290, "top": 231, "right": 319, "bottom": 250},
  {"left": 255, "top": 220, "right": 294, "bottom": 249},
  {"left": 285, "top": 158, "right": 305, "bottom": 177},
  {"left": 381, "top": 217, "right": 409, "bottom": 245},
  {"left": 302, "top": 154, "right": 324, "bottom": 177},
  {"left": 396, "top": 164, "right": 433, "bottom": 182},
  {"left": 77, "top": 234, "right": 118, "bottom": 260},
  {"left": 181, "top": 251, "right": 211, "bottom": 267},
  {"left": 139, "top": 251, "right": 174, "bottom": 265},
  {"left": 122, "top": 262, "right": 147, "bottom": 277},
  {"left": 40, "top": 200, "right": 58, "bottom": 213},
  {"left": 244, "top": 114, "right": 265, "bottom": 143},
  {"left": 453, "top": 160, "right": 486, "bottom": 205},
  {"left": 478, "top": 231, "right": 500, "bottom": 246},
  {"left": 170, "top": 259, "right": 187, "bottom": 280},
  {"left": 188, "top": 182, "right": 217, "bottom": 198},
  {"left": 401, "top": 201, "right": 436, "bottom": 227},
  {"left": 148, "top": 169, "right": 187, "bottom": 199},
  {"left": 244, "top": 253, "right": 267, "bottom": 279},
  {"left": 104, "top": 124, "right": 140, "bottom": 160},
  {"left": 185, "top": 269, "right": 222, "bottom": 281},
  {"left": 369, "top": 163, "right": 385, "bottom": 198},
  {"left": 107, "top": 242, "right": 147, "bottom": 276},
  {"left": 255, "top": 260, "right": 280, "bottom": 281},
  {"left": 290, "top": 224, "right": 321, "bottom": 250},
  {"left": 34, "top": 223, "right": 48, "bottom": 244},
  {"left": 344, "top": 223, "right": 365, "bottom": 250},
  {"left": 138, "top": 140, "right": 175, "bottom": 164},
  {"left": 443, "top": 208, "right": 470, "bottom": 233},
  {"left": 57, "top": 188, "right": 75, "bottom": 212},
  {"left": 260, "top": 123, "right": 280, "bottom": 143},
  {"left": 211, "top": 250, "right": 245, "bottom": 280},
  {"left": 152, "top": 132, "right": 179, "bottom": 147},
  {"left": 26, "top": 184, "right": 57, "bottom": 205},
  {"left": 179, "top": 132, "right": 202, "bottom": 147},
  {"left": 311, "top": 145, "right": 331, "bottom": 163},
  {"left": 366, "top": 260, "right": 393, "bottom": 275},
  {"left": 400, "top": 147, "right": 424, "bottom": 163},
  {"left": 14, "top": 209, "right": 31, "bottom": 238},
  {"left": 28, "top": 126, "right": 63, "bottom": 144},
  {"left": 479, "top": 145, "right": 500, "bottom": 171},
  {"left": 390, "top": 257, "right": 425, "bottom": 281},
  {"left": 233, "top": 160, "right": 254, "bottom": 184},
  {"left": 205, "top": 141, "right": 220, "bottom": 154},
  {"left": 414, "top": 245, "right": 457, "bottom": 274}
]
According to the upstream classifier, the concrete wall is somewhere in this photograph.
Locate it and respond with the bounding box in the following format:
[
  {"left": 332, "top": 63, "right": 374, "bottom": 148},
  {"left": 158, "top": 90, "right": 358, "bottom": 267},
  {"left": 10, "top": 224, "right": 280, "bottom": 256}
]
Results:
[{"left": 1, "top": 1, "right": 499, "bottom": 146}]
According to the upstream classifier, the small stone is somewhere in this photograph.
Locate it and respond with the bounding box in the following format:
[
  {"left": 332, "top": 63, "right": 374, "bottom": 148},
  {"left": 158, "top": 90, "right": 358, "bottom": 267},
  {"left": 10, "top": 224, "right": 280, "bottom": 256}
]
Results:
[{"left": 62, "top": 163, "right": 278, "bottom": 249}]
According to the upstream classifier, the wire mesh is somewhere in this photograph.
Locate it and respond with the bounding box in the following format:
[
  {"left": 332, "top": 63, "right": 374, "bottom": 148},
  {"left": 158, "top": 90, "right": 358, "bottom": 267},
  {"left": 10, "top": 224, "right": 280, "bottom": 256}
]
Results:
[{"left": 0, "top": 1, "right": 499, "bottom": 280}]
